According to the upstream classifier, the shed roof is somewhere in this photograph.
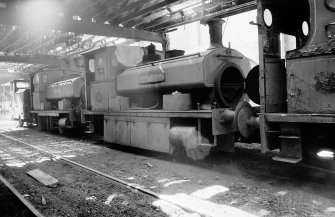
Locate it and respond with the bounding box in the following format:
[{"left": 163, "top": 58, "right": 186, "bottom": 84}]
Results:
[{"left": 0, "top": 0, "right": 256, "bottom": 82}]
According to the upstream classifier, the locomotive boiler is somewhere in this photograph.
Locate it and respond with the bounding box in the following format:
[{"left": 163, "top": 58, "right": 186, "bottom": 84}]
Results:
[
  {"left": 116, "top": 19, "right": 253, "bottom": 110},
  {"left": 117, "top": 46, "right": 251, "bottom": 109}
]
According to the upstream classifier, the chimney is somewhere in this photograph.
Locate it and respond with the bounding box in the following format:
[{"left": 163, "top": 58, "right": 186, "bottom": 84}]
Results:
[{"left": 206, "top": 19, "right": 225, "bottom": 49}]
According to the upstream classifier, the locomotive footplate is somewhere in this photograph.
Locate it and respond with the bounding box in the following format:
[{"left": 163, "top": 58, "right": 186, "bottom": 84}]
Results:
[
  {"left": 103, "top": 110, "right": 213, "bottom": 119},
  {"left": 30, "top": 110, "right": 70, "bottom": 117},
  {"left": 82, "top": 110, "right": 105, "bottom": 115}
]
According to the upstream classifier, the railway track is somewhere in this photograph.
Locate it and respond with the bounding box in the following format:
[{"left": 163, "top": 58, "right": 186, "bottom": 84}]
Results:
[
  {"left": 1, "top": 126, "right": 335, "bottom": 216},
  {"left": 0, "top": 132, "right": 217, "bottom": 217},
  {"left": 0, "top": 173, "right": 44, "bottom": 217},
  {"left": 2, "top": 126, "right": 335, "bottom": 184}
]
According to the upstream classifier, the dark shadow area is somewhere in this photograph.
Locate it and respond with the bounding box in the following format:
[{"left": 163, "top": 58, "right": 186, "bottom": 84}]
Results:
[{"left": 0, "top": 178, "right": 36, "bottom": 217}]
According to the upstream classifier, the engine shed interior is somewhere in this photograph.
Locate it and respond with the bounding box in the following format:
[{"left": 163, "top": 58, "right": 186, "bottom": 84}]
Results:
[{"left": 0, "top": 0, "right": 334, "bottom": 169}]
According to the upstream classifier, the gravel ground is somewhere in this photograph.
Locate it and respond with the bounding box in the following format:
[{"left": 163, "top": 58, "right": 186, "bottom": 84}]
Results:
[
  {"left": 1, "top": 118, "right": 335, "bottom": 216},
  {"left": 0, "top": 177, "right": 36, "bottom": 217},
  {"left": 0, "top": 158, "right": 168, "bottom": 217}
]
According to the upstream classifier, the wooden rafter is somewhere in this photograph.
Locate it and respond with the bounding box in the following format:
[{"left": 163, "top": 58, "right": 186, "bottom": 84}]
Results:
[
  {"left": 141, "top": 0, "right": 257, "bottom": 31},
  {"left": 0, "top": 8, "right": 165, "bottom": 43},
  {"left": 123, "top": 0, "right": 203, "bottom": 28},
  {"left": 0, "top": 54, "right": 66, "bottom": 66},
  {"left": 64, "top": 0, "right": 102, "bottom": 20},
  {"left": 78, "top": 0, "right": 115, "bottom": 22},
  {"left": 91, "top": 0, "right": 133, "bottom": 23},
  {"left": 108, "top": 0, "right": 168, "bottom": 25},
  {"left": 138, "top": 0, "right": 221, "bottom": 30}
]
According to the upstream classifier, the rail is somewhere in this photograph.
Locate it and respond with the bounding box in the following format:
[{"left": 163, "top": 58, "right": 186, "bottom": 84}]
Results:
[
  {"left": 0, "top": 132, "right": 204, "bottom": 216},
  {"left": 0, "top": 174, "right": 44, "bottom": 217}
]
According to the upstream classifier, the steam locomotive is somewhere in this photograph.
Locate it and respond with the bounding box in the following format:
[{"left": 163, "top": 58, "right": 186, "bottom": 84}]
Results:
[
  {"left": 20, "top": 0, "right": 335, "bottom": 168},
  {"left": 26, "top": 18, "right": 259, "bottom": 160}
]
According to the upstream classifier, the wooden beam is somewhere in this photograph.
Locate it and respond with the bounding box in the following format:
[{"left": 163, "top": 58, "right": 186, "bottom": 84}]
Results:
[
  {"left": 72, "top": 0, "right": 121, "bottom": 23},
  {"left": 0, "top": 8, "right": 165, "bottom": 43},
  {"left": 124, "top": 0, "right": 202, "bottom": 28},
  {"left": 140, "top": 1, "right": 227, "bottom": 30},
  {"left": 65, "top": 0, "right": 102, "bottom": 21},
  {"left": 0, "top": 26, "right": 17, "bottom": 48},
  {"left": 141, "top": 0, "right": 257, "bottom": 31},
  {"left": 109, "top": 0, "right": 179, "bottom": 25},
  {"left": 91, "top": 0, "right": 134, "bottom": 23},
  {"left": 0, "top": 54, "right": 66, "bottom": 66}
]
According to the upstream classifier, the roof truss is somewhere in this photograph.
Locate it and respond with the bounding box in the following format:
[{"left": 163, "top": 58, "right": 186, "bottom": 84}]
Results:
[{"left": 0, "top": 8, "right": 165, "bottom": 43}]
